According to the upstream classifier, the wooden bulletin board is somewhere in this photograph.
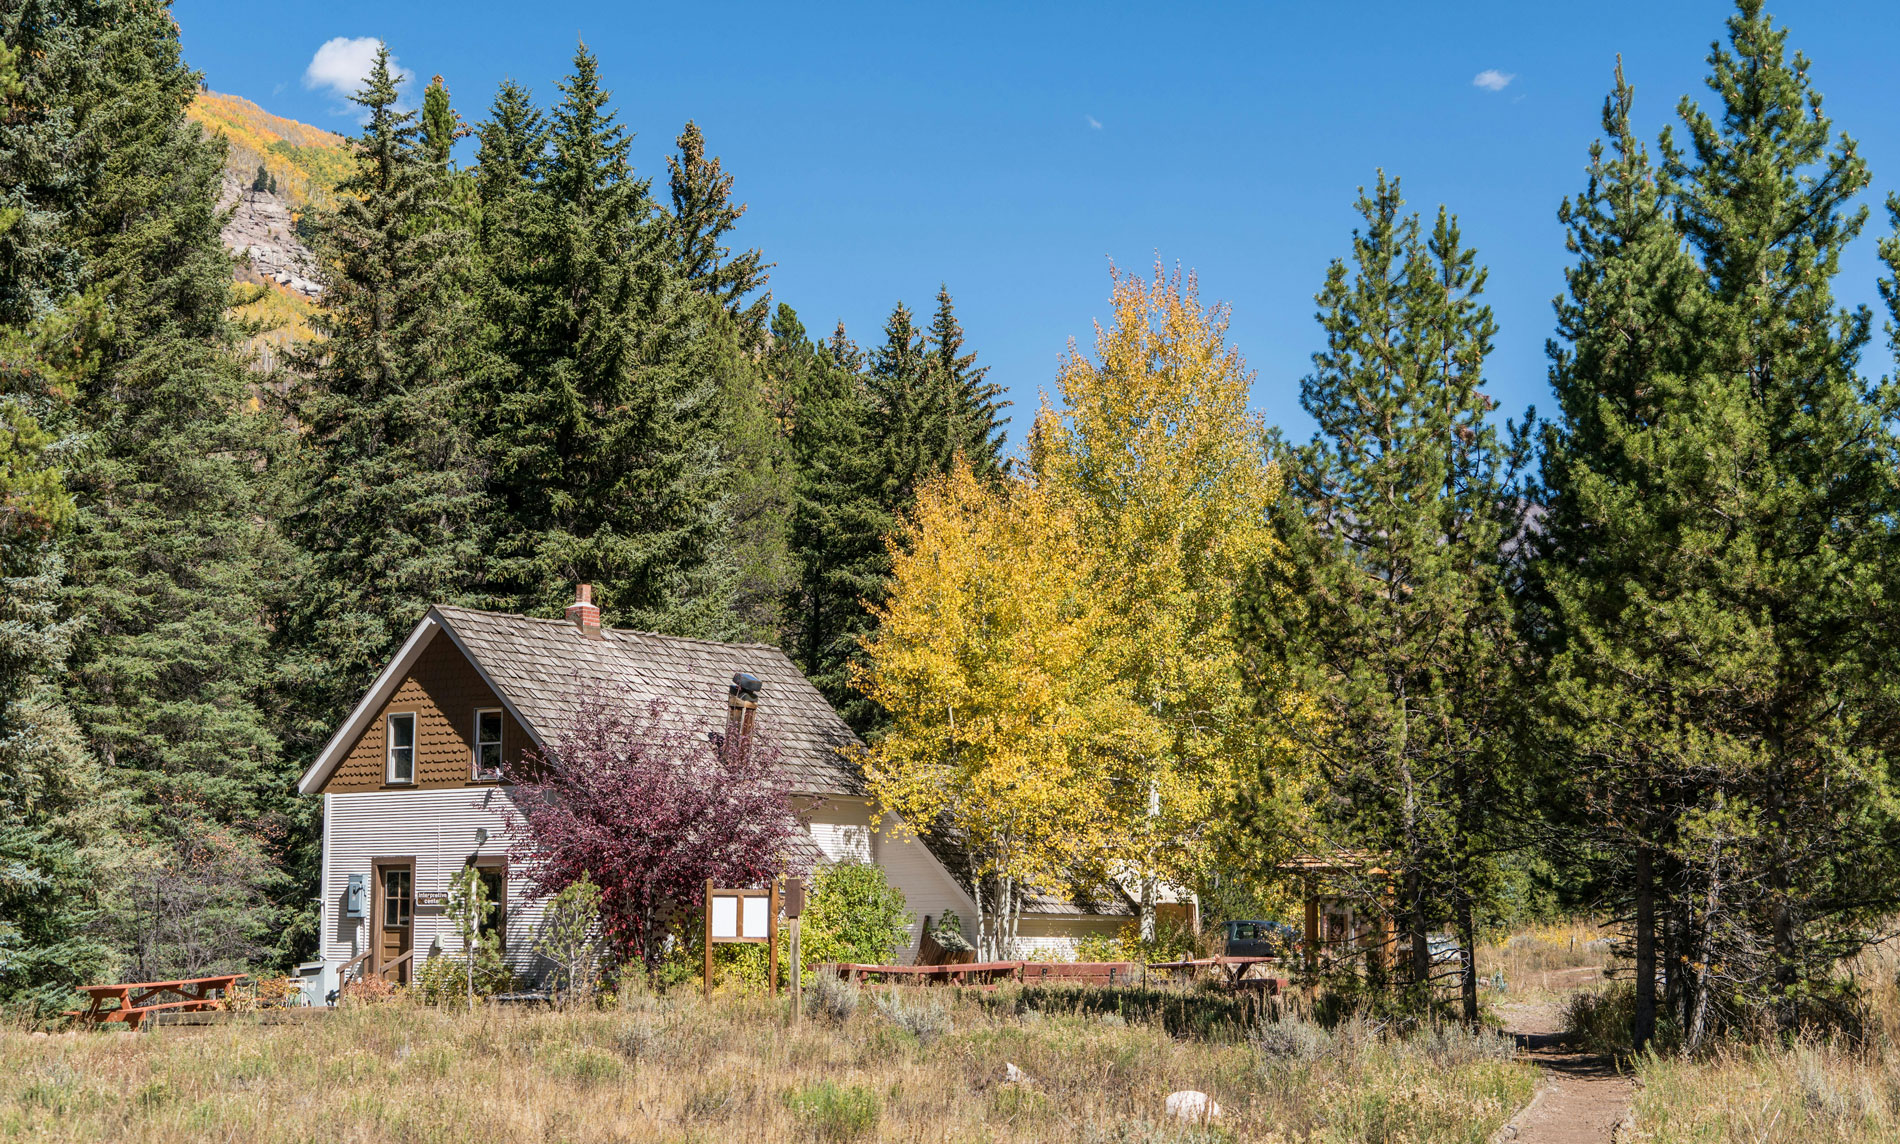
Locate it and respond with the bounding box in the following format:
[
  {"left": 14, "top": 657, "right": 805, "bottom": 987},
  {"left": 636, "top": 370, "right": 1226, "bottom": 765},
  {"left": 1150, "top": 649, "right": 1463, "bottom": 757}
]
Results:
[{"left": 704, "top": 879, "right": 779, "bottom": 999}]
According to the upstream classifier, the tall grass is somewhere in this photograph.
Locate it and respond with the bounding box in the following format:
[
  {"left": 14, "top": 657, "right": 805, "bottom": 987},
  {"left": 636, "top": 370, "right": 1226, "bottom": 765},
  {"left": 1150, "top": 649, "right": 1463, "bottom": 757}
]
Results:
[
  {"left": 0, "top": 989, "right": 1533, "bottom": 1143},
  {"left": 1474, "top": 919, "right": 1617, "bottom": 996},
  {"left": 1619, "top": 935, "right": 1900, "bottom": 1141}
]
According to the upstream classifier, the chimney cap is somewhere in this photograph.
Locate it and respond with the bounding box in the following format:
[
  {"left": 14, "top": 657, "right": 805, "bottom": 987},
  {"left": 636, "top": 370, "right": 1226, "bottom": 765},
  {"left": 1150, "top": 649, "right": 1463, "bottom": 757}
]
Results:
[{"left": 730, "top": 672, "right": 762, "bottom": 699}]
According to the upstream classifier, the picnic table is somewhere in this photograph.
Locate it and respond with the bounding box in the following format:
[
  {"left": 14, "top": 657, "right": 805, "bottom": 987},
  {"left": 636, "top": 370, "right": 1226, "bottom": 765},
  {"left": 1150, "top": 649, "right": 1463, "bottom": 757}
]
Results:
[
  {"left": 1146, "top": 955, "right": 1284, "bottom": 992},
  {"left": 67, "top": 974, "right": 243, "bottom": 1030}
]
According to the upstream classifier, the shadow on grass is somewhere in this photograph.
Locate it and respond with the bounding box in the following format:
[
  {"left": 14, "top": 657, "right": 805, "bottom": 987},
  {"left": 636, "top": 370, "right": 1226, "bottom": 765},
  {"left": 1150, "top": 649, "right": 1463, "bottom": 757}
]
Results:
[{"left": 979, "top": 984, "right": 1263, "bottom": 1041}]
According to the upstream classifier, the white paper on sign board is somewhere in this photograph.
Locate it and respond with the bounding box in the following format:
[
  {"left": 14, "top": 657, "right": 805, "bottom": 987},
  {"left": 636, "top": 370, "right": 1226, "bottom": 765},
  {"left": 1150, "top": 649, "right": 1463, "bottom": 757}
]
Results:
[
  {"left": 711, "top": 895, "right": 738, "bottom": 939},
  {"left": 743, "top": 895, "right": 768, "bottom": 938}
]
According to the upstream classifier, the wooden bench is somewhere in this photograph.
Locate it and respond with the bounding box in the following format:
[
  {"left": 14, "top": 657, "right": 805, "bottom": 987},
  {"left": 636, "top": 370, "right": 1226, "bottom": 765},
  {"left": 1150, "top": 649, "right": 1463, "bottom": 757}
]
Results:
[{"left": 1020, "top": 961, "right": 1142, "bottom": 986}]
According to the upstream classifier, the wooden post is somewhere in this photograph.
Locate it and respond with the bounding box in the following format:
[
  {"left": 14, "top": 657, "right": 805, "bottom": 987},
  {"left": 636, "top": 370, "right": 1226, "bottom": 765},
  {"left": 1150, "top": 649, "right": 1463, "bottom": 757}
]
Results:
[
  {"left": 704, "top": 877, "right": 715, "bottom": 1002},
  {"left": 790, "top": 916, "right": 802, "bottom": 1021},
  {"left": 769, "top": 880, "right": 780, "bottom": 999},
  {"left": 1303, "top": 876, "right": 1320, "bottom": 974}
]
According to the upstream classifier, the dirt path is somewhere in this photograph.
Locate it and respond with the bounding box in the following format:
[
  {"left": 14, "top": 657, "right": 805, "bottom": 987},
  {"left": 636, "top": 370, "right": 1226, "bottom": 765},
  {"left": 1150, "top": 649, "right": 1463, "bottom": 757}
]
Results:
[{"left": 1492, "top": 989, "right": 1634, "bottom": 1144}]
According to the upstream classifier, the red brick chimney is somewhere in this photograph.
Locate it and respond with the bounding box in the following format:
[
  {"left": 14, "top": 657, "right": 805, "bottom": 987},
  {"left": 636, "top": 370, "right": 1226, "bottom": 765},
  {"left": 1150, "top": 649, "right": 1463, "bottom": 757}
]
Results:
[{"left": 566, "top": 584, "right": 603, "bottom": 639}]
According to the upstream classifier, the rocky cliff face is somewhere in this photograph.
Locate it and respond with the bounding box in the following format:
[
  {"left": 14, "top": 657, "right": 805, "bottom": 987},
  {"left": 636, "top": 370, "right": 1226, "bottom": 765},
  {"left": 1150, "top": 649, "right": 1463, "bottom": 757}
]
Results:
[
  {"left": 191, "top": 90, "right": 349, "bottom": 304},
  {"left": 219, "top": 172, "right": 321, "bottom": 298}
]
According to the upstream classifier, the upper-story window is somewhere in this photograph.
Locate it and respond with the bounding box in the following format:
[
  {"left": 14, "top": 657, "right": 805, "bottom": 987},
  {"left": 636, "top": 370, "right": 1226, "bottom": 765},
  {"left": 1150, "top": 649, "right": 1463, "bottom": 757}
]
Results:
[
  {"left": 474, "top": 709, "right": 503, "bottom": 780},
  {"left": 386, "top": 712, "right": 416, "bottom": 784}
]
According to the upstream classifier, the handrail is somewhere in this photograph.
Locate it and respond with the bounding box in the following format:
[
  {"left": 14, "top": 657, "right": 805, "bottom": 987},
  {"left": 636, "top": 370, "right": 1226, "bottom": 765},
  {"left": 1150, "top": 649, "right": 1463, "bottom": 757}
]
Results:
[
  {"left": 377, "top": 949, "right": 415, "bottom": 982},
  {"left": 337, "top": 950, "right": 372, "bottom": 987}
]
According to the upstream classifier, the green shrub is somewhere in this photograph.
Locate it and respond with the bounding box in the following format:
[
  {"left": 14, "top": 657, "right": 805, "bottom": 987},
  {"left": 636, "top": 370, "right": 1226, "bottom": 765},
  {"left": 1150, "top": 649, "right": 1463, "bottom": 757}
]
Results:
[
  {"left": 786, "top": 1080, "right": 880, "bottom": 1141},
  {"left": 413, "top": 938, "right": 512, "bottom": 1006},
  {"left": 801, "top": 861, "right": 915, "bottom": 969}
]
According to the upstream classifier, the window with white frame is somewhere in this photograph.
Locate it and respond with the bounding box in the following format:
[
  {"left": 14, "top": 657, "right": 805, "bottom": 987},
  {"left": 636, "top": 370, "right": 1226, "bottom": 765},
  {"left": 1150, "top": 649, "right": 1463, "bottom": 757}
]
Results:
[
  {"left": 474, "top": 708, "right": 503, "bottom": 779},
  {"left": 386, "top": 712, "right": 416, "bottom": 784}
]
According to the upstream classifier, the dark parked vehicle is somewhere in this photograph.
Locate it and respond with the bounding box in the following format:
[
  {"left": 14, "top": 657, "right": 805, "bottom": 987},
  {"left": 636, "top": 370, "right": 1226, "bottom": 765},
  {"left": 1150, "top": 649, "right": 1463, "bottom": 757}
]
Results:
[{"left": 1221, "top": 919, "right": 1297, "bottom": 958}]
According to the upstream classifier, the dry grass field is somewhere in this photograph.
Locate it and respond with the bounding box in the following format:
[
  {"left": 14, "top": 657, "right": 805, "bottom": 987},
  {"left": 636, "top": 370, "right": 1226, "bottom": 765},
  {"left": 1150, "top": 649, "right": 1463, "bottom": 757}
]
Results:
[
  {"left": 1, "top": 984, "right": 1534, "bottom": 1144},
  {"left": 1621, "top": 939, "right": 1900, "bottom": 1143},
  {"left": 1475, "top": 919, "right": 1618, "bottom": 1000}
]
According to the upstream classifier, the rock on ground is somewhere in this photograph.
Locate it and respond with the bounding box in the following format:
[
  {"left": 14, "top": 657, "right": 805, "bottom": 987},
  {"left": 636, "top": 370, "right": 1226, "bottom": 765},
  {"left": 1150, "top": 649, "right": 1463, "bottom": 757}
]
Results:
[{"left": 1164, "top": 1090, "right": 1223, "bottom": 1123}]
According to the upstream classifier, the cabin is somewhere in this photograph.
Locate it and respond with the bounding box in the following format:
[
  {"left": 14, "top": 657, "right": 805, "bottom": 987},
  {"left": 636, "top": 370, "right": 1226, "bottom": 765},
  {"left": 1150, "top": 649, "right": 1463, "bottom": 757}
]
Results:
[{"left": 298, "top": 588, "right": 1123, "bottom": 999}]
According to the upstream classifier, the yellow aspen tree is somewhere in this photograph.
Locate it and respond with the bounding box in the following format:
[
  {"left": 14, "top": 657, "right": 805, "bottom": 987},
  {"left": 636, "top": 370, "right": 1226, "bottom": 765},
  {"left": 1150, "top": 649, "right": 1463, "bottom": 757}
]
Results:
[
  {"left": 1032, "top": 261, "right": 1295, "bottom": 939},
  {"left": 854, "top": 462, "right": 1164, "bottom": 959}
]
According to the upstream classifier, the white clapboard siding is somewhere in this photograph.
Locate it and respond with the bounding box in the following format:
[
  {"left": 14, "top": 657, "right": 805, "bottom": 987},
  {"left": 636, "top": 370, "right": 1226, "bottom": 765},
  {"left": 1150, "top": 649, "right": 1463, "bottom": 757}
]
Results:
[
  {"left": 807, "top": 798, "right": 979, "bottom": 959},
  {"left": 320, "top": 788, "right": 546, "bottom": 998},
  {"left": 319, "top": 791, "right": 987, "bottom": 996}
]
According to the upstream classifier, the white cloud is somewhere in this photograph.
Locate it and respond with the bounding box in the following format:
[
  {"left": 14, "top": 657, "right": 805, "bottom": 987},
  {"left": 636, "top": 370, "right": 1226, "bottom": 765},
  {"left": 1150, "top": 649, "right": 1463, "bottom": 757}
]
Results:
[
  {"left": 1085, "top": 114, "right": 1103, "bottom": 130},
  {"left": 303, "top": 37, "right": 409, "bottom": 104},
  {"left": 1472, "top": 69, "right": 1515, "bottom": 93}
]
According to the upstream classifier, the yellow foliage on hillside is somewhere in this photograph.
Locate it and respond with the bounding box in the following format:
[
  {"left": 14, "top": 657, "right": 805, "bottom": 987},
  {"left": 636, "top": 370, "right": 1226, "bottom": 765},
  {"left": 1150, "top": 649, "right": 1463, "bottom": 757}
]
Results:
[
  {"left": 187, "top": 90, "right": 351, "bottom": 209},
  {"left": 230, "top": 280, "right": 318, "bottom": 358}
]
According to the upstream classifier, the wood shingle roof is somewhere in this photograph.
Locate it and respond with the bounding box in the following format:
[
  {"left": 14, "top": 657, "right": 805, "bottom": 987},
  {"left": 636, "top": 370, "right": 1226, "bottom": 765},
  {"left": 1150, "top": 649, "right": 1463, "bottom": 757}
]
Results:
[{"left": 433, "top": 606, "right": 864, "bottom": 798}]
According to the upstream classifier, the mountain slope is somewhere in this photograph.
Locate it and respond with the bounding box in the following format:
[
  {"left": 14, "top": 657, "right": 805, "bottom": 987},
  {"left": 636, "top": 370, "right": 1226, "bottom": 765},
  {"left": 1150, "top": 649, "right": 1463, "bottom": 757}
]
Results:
[
  {"left": 188, "top": 89, "right": 351, "bottom": 212},
  {"left": 188, "top": 90, "right": 349, "bottom": 343}
]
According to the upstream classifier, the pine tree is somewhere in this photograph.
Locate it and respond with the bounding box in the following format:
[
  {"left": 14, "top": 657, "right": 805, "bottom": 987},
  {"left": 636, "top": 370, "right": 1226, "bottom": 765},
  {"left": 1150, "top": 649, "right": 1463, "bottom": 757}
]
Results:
[
  {"left": 667, "top": 120, "right": 770, "bottom": 344},
  {"left": 925, "top": 286, "right": 1007, "bottom": 477},
  {"left": 1660, "top": 0, "right": 1898, "bottom": 1036},
  {"left": 279, "top": 48, "right": 495, "bottom": 746},
  {"left": 421, "top": 74, "right": 460, "bottom": 168},
  {"left": 480, "top": 43, "right": 724, "bottom": 629},
  {"left": 1536, "top": 61, "right": 1713, "bottom": 1053},
  {"left": 775, "top": 305, "right": 891, "bottom": 727},
  {"left": 1237, "top": 178, "right": 1531, "bottom": 1020},
  {"left": 1539, "top": 1, "right": 1900, "bottom": 1047}
]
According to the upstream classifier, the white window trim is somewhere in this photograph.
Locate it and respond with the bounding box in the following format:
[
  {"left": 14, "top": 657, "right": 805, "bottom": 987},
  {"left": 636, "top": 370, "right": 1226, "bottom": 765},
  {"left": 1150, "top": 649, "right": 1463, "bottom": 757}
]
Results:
[
  {"left": 386, "top": 712, "right": 416, "bottom": 785},
  {"left": 473, "top": 708, "right": 503, "bottom": 781}
]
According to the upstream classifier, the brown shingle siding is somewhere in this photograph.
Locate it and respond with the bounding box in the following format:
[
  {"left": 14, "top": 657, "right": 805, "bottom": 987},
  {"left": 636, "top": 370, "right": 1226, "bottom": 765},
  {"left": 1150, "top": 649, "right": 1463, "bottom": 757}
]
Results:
[{"left": 322, "top": 634, "right": 528, "bottom": 794}]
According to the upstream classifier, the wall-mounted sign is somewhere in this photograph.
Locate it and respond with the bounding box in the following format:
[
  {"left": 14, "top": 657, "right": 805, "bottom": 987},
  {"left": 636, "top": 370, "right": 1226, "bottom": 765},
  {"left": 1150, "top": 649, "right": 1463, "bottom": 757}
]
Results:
[{"left": 415, "top": 891, "right": 448, "bottom": 911}]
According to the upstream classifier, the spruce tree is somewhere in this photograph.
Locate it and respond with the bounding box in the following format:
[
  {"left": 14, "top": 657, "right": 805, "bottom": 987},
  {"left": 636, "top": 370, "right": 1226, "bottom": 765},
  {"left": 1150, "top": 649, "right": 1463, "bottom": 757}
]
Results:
[
  {"left": 0, "top": 328, "right": 112, "bottom": 1009},
  {"left": 48, "top": 0, "right": 284, "bottom": 825},
  {"left": 1237, "top": 176, "right": 1531, "bottom": 1020},
  {"left": 775, "top": 305, "right": 891, "bottom": 727},
  {"left": 925, "top": 286, "right": 1007, "bottom": 477},
  {"left": 869, "top": 300, "right": 948, "bottom": 505},
  {"left": 0, "top": 0, "right": 295, "bottom": 973},
  {"left": 481, "top": 43, "right": 724, "bottom": 629},
  {"left": 279, "top": 48, "right": 495, "bottom": 746},
  {"left": 667, "top": 120, "right": 770, "bottom": 344}
]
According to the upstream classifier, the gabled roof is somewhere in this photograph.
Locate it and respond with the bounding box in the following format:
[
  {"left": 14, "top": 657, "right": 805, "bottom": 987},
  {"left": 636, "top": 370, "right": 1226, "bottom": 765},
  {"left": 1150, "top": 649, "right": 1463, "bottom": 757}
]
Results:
[{"left": 297, "top": 606, "right": 863, "bottom": 798}]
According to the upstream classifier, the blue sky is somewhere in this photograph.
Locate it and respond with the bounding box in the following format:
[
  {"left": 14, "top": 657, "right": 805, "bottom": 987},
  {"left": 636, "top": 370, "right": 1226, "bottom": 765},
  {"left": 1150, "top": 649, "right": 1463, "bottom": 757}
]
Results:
[{"left": 174, "top": 0, "right": 1900, "bottom": 449}]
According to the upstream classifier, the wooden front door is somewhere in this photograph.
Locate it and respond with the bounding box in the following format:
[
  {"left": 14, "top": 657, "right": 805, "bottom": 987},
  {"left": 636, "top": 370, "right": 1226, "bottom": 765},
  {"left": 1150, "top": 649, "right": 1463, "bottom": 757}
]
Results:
[{"left": 373, "top": 862, "right": 413, "bottom": 983}]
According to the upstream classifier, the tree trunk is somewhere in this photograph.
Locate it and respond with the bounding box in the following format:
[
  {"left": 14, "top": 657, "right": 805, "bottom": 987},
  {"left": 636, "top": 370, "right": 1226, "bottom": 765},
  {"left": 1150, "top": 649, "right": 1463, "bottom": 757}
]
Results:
[
  {"left": 1455, "top": 891, "right": 1478, "bottom": 1026},
  {"left": 1407, "top": 870, "right": 1430, "bottom": 995},
  {"left": 1633, "top": 843, "right": 1657, "bottom": 1052},
  {"left": 1685, "top": 842, "right": 1725, "bottom": 1056}
]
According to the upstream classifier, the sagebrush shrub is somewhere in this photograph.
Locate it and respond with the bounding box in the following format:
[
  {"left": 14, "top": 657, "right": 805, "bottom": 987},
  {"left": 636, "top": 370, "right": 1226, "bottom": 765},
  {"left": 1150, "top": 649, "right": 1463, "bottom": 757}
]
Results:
[
  {"left": 808, "top": 972, "right": 860, "bottom": 1024},
  {"left": 872, "top": 989, "right": 950, "bottom": 1044}
]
